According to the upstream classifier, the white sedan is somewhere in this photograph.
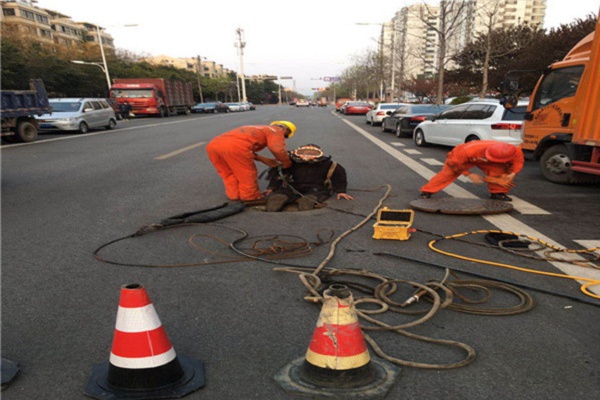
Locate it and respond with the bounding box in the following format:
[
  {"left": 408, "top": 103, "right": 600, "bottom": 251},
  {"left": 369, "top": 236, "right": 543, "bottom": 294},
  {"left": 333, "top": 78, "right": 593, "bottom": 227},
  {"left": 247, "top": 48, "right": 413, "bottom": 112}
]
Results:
[{"left": 365, "top": 103, "right": 406, "bottom": 126}]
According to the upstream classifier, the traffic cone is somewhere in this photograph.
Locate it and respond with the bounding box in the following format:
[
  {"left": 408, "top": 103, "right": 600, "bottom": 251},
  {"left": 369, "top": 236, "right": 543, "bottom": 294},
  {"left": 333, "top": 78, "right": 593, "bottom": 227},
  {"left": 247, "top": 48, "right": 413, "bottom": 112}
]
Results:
[
  {"left": 84, "top": 283, "right": 204, "bottom": 399},
  {"left": 275, "top": 284, "right": 400, "bottom": 399}
]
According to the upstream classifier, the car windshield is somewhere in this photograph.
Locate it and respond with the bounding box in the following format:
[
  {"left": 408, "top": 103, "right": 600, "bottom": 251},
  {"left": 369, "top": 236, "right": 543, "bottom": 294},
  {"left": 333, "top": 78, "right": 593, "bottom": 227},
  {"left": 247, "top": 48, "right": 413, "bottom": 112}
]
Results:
[
  {"left": 381, "top": 105, "right": 399, "bottom": 110},
  {"left": 502, "top": 106, "right": 528, "bottom": 121},
  {"left": 49, "top": 102, "right": 81, "bottom": 112},
  {"left": 350, "top": 102, "right": 370, "bottom": 106}
]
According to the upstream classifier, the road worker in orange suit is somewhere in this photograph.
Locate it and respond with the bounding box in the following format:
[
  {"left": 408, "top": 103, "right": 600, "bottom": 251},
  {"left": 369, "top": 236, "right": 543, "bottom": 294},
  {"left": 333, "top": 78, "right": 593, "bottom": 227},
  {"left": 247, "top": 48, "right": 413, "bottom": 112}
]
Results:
[
  {"left": 206, "top": 121, "right": 295, "bottom": 202},
  {"left": 419, "top": 141, "right": 524, "bottom": 201}
]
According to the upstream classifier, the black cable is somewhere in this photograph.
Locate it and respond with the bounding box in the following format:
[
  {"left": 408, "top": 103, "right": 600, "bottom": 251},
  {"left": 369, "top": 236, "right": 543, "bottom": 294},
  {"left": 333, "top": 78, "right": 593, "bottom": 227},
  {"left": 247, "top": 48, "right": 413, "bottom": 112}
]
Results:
[{"left": 373, "top": 251, "right": 600, "bottom": 308}]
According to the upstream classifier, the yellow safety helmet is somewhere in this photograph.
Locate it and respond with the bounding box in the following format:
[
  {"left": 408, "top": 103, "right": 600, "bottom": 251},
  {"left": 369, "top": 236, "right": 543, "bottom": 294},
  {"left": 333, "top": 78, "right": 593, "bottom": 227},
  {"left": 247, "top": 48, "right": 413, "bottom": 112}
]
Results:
[{"left": 270, "top": 120, "right": 297, "bottom": 138}]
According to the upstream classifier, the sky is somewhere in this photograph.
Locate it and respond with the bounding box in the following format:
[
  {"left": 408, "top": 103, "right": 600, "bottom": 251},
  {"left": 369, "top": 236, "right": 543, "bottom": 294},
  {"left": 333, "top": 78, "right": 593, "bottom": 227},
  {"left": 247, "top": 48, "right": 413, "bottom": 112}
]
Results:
[{"left": 36, "top": 0, "right": 598, "bottom": 95}]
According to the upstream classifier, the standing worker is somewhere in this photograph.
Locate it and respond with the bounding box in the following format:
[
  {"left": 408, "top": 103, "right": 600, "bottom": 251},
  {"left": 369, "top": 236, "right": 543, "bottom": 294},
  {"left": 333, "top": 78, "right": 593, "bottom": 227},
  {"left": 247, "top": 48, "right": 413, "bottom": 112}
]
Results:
[
  {"left": 419, "top": 141, "right": 524, "bottom": 201},
  {"left": 206, "top": 121, "right": 296, "bottom": 202}
]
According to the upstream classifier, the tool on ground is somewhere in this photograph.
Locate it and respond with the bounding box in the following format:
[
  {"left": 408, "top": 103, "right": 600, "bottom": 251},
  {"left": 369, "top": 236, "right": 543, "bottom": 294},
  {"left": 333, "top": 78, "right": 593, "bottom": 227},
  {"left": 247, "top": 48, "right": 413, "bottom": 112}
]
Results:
[
  {"left": 372, "top": 207, "right": 415, "bottom": 240},
  {"left": 84, "top": 283, "right": 204, "bottom": 399}
]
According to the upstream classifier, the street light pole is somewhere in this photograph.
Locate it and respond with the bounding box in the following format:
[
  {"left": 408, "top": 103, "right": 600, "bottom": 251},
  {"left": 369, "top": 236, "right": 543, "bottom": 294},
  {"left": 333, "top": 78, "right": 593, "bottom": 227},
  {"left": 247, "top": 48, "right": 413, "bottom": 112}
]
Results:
[
  {"left": 196, "top": 55, "right": 205, "bottom": 103},
  {"left": 96, "top": 25, "right": 112, "bottom": 91},
  {"left": 235, "top": 28, "right": 247, "bottom": 102}
]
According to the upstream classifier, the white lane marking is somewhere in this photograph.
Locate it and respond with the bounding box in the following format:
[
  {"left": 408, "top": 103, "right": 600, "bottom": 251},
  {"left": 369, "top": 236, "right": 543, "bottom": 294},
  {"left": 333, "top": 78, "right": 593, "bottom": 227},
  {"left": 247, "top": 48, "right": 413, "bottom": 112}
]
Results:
[
  {"left": 574, "top": 240, "right": 600, "bottom": 255},
  {"left": 391, "top": 142, "right": 405, "bottom": 147},
  {"left": 343, "top": 118, "right": 600, "bottom": 294},
  {"left": 509, "top": 196, "right": 551, "bottom": 215},
  {"left": 404, "top": 149, "right": 422, "bottom": 155},
  {"left": 155, "top": 141, "right": 206, "bottom": 160},
  {"left": 0, "top": 116, "right": 218, "bottom": 149},
  {"left": 422, "top": 158, "right": 443, "bottom": 166}
]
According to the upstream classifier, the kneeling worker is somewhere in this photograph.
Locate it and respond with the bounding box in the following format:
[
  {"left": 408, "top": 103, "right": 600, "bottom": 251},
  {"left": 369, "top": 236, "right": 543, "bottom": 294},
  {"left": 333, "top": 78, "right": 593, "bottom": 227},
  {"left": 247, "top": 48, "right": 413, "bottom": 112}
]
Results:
[
  {"left": 420, "top": 141, "right": 524, "bottom": 201},
  {"left": 265, "top": 144, "right": 354, "bottom": 212},
  {"left": 206, "top": 121, "right": 295, "bottom": 202}
]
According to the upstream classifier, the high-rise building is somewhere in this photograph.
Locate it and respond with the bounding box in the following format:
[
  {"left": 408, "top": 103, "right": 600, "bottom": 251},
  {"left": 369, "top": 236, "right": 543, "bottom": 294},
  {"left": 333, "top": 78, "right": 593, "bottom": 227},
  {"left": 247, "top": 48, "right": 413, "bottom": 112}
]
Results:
[{"left": 383, "top": 0, "right": 546, "bottom": 98}]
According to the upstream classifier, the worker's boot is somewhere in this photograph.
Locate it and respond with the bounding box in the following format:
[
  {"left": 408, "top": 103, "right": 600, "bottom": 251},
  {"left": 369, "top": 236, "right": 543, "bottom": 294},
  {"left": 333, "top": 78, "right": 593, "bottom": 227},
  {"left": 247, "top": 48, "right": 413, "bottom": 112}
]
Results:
[
  {"left": 298, "top": 195, "right": 318, "bottom": 211},
  {"left": 266, "top": 194, "right": 288, "bottom": 212}
]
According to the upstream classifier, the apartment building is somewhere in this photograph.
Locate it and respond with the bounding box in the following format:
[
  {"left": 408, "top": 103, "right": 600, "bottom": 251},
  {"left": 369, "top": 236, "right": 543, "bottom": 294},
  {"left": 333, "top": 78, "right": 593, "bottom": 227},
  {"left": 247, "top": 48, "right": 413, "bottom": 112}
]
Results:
[
  {"left": 1, "top": 0, "right": 115, "bottom": 49},
  {"left": 383, "top": 0, "right": 546, "bottom": 93},
  {"left": 142, "top": 55, "right": 233, "bottom": 79}
]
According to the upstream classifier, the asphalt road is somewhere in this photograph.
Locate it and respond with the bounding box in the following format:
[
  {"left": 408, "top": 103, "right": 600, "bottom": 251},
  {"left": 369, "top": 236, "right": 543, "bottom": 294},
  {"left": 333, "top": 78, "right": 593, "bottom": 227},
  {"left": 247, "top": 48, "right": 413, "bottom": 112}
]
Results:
[{"left": 2, "top": 105, "right": 599, "bottom": 399}]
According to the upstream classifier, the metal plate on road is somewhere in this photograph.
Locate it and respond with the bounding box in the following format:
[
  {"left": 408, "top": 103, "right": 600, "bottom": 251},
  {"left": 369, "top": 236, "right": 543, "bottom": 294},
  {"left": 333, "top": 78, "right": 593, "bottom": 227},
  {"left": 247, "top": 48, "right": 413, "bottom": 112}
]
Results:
[{"left": 410, "top": 198, "right": 513, "bottom": 215}]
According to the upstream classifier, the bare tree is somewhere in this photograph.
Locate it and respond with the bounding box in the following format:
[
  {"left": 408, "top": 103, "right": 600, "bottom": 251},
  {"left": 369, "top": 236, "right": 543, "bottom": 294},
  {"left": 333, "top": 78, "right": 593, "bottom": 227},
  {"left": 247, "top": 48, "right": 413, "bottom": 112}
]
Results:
[{"left": 412, "top": 0, "right": 471, "bottom": 103}]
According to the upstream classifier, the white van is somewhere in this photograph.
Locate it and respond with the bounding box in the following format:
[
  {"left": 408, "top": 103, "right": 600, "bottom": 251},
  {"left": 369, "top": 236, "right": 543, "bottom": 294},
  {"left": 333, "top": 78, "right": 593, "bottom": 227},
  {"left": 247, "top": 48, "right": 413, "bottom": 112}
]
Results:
[{"left": 36, "top": 98, "right": 117, "bottom": 133}]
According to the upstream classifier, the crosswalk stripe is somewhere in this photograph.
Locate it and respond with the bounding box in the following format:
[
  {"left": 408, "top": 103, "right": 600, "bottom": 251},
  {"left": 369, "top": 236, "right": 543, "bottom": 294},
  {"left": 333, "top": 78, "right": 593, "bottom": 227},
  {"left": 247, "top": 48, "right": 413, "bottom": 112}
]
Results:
[
  {"left": 404, "top": 149, "right": 422, "bottom": 155},
  {"left": 509, "top": 196, "right": 551, "bottom": 215},
  {"left": 390, "top": 142, "right": 405, "bottom": 147},
  {"left": 421, "top": 158, "right": 443, "bottom": 166}
]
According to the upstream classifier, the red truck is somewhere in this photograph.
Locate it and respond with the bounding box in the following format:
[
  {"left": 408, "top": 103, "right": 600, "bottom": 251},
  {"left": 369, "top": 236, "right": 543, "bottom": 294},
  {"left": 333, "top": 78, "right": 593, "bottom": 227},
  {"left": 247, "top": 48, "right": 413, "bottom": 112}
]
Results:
[{"left": 109, "top": 78, "right": 194, "bottom": 117}]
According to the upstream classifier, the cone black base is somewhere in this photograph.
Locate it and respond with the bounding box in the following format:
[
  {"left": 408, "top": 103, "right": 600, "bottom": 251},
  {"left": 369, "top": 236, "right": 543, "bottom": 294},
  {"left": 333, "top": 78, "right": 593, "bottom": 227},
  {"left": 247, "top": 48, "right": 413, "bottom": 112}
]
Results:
[
  {"left": 84, "top": 355, "right": 204, "bottom": 400},
  {"left": 1, "top": 358, "right": 20, "bottom": 389},
  {"left": 275, "top": 356, "right": 400, "bottom": 399}
]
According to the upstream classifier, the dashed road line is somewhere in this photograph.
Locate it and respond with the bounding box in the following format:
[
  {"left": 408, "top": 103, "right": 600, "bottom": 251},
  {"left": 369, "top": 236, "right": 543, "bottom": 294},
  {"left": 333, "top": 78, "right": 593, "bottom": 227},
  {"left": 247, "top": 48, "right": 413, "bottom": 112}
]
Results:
[{"left": 155, "top": 141, "right": 206, "bottom": 160}]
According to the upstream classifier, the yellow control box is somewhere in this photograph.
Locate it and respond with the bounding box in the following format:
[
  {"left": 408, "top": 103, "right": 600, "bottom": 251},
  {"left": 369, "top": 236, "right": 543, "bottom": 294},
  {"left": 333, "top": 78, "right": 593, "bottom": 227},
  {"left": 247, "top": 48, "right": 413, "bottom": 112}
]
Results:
[{"left": 372, "top": 207, "right": 414, "bottom": 241}]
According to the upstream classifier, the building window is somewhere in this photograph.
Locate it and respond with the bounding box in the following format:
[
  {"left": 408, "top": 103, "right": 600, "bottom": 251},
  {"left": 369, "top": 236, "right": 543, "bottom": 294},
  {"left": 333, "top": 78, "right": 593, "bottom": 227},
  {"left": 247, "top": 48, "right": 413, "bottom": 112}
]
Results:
[
  {"left": 35, "top": 14, "right": 49, "bottom": 24},
  {"left": 40, "top": 29, "right": 52, "bottom": 38},
  {"left": 3, "top": 8, "right": 16, "bottom": 16},
  {"left": 19, "top": 9, "right": 36, "bottom": 20}
]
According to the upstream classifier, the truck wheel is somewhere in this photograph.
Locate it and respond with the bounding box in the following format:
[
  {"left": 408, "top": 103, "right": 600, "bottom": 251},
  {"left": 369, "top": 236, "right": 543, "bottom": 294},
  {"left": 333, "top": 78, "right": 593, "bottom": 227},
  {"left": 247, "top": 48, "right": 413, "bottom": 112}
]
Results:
[
  {"left": 540, "top": 144, "right": 573, "bottom": 184},
  {"left": 78, "top": 122, "right": 89, "bottom": 134},
  {"left": 159, "top": 107, "right": 167, "bottom": 118},
  {"left": 17, "top": 121, "right": 38, "bottom": 142}
]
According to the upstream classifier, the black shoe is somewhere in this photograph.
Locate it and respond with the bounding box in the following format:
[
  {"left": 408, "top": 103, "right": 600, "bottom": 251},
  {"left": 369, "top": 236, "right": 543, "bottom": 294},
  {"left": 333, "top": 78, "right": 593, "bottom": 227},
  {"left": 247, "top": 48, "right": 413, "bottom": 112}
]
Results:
[
  {"left": 490, "top": 193, "right": 512, "bottom": 202},
  {"left": 298, "top": 195, "right": 318, "bottom": 211},
  {"left": 419, "top": 192, "right": 432, "bottom": 199},
  {"left": 266, "top": 194, "right": 288, "bottom": 212}
]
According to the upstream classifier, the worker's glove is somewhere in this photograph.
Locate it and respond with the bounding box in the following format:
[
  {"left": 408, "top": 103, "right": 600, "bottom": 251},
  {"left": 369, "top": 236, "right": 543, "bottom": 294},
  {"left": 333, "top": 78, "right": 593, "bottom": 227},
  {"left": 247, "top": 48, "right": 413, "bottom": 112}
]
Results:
[
  {"left": 468, "top": 173, "right": 485, "bottom": 184},
  {"left": 254, "top": 154, "right": 280, "bottom": 168},
  {"left": 484, "top": 175, "right": 516, "bottom": 189}
]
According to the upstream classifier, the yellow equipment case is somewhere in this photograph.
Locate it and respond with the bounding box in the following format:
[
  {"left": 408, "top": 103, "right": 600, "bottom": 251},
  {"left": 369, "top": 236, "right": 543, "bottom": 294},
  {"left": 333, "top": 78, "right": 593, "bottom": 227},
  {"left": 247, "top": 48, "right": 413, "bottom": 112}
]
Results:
[{"left": 372, "top": 207, "right": 414, "bottom": 241}]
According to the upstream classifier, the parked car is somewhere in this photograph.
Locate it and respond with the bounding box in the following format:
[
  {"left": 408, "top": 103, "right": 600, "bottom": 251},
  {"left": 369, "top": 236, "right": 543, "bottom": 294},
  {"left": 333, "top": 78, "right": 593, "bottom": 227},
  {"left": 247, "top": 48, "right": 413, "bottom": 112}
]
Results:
[
  {"left": 191, "top": 102, "right": 230, "bottom": 113},
  {"left": 341, "top": 101, "right": 373, "bottom": 115},
  {"left": 35, "top": 98, "right": 117, "bottom": 133},
  {"left": 247, "top": 102, "right": 256, "bottom": 110},
  {"left": 365, "top": 103, "right": 406, "bottom": 126},
  {"left": 296, "top": 99, "right": 310, "bottom": 107},
  {"left": 335, "top": 98, "right": 352, "bottom": 112},
  {"left": 225, "top": 102, "right": 243, "bottom": 112},
  {"left": 413, "top": 100, "right": 528, "bottom": 147},
  {"left": 381, "top": 104, "right": 451, "bottom": 137}
]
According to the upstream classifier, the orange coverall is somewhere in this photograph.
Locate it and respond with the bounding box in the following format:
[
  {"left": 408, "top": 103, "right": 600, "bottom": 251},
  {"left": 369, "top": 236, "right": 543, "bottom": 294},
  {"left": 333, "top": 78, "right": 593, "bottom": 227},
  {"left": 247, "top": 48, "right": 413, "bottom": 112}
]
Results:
[
  {"left": 421, "top": 140, "right": 524, "bottom": 195},
  {"left": 206, "top": 125, "right": 292, "bottom": 201}
]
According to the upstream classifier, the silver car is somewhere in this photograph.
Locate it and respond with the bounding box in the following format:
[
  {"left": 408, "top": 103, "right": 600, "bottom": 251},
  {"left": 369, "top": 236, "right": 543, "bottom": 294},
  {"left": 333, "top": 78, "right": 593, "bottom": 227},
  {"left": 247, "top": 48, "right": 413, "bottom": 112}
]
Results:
[{"left": 36, "top": 98, "right": 117, "bottom": 133}]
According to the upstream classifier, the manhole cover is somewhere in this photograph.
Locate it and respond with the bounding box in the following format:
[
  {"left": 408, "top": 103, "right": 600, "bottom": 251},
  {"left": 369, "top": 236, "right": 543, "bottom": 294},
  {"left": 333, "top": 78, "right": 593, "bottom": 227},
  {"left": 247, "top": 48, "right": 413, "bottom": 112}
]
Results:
[{"left": 410, "top": 198, "right": 513, "bottom": 215}]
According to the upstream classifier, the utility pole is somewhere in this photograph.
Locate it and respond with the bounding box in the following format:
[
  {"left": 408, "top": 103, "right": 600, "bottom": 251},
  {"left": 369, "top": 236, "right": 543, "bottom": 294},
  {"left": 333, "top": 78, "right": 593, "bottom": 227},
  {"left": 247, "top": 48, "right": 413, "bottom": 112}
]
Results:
[
  {"left": 196, "top": 55, "right": 204, "bottom": 103},
  {"left": 235, "top": 28, "right": 247, "bottom": 102}
]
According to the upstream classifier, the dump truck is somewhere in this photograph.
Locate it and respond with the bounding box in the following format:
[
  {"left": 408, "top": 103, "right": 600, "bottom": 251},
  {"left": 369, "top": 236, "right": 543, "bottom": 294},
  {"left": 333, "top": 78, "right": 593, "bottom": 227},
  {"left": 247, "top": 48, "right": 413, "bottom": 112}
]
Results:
[
  {"left": 109, "top": 78, "right": 194, "bottom": 117},
  {"left": 503, "top": 13, "right": 600, "bottom": 184},
  {"left": 1, "top": 79, "right": 51, "bottom": 143}
]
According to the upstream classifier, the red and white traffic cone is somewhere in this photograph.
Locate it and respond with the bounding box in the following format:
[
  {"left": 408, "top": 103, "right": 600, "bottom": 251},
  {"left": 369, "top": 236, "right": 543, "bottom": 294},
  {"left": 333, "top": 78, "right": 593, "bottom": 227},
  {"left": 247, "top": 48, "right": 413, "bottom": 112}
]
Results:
[
  {"left": 275, "top": 284, "right": 400, "bottom": 399},
  {"left": 84, "top": 283, "right": 204, "bottom": 399}
]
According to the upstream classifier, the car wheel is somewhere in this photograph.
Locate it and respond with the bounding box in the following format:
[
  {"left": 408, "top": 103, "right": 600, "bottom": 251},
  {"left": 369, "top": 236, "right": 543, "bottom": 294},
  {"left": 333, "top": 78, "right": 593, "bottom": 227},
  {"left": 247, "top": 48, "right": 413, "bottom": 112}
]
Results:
[
  {"left": 381, "top": 122, "right": 387, "bottom": 133},
  {"left": 366, "top": 117, "right": 371, "bottom": 125},
  {"left": 395, "top": 124, "right": 403, "bottom": 138},
  {"left": 78, "top": 122, "right": 89, "bottom": 134},
  {"left": 17, "top": 121, "right": 38, "bottom": 142},
  {"left": 465, "top": 135, "right": 480, "bottom": 142},
  {"left": 106, "top": 119, "right": 117, "bottom": 130},
  {"left": 414, "top": 129, "right": 428, "bottom": 147}
]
